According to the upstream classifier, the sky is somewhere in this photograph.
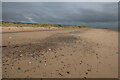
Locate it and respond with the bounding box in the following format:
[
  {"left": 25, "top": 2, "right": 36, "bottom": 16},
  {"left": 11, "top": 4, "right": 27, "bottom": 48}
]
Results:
[
  {"left": 2, "top": 2, "right": 118, "bottom": 29},
  {"left": 2, "top": 0, "right": 120, "bottom": 2}
]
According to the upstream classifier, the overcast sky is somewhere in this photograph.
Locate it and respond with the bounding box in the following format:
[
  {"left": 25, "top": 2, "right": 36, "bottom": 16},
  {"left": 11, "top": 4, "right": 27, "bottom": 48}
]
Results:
[
  {"left": 2, "top": 0, "right": 119, "bottom": 2},
  {"left": 2, "top": 2, "right": 118, "bottom": 29}
]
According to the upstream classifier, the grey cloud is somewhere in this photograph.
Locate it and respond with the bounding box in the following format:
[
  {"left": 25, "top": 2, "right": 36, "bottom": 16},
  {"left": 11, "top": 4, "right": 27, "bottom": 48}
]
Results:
[{"left": 2, "top": 2, "right": 118, "bottom": 29}]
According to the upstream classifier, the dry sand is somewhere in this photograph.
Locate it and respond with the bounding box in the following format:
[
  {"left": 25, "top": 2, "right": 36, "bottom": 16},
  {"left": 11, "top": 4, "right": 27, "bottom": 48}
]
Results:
[
  {"left": 2, "top": 27, "right": 63, "bottom": 33},
  {"left": 2, "top": 27, "right": 118, "bottom": 78}
]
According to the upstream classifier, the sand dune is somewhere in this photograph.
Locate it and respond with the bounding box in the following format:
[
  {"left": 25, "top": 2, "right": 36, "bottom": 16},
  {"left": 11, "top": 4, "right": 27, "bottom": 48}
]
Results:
[{"left": 2, "top": 28, "right": 118, "bottom": 78}]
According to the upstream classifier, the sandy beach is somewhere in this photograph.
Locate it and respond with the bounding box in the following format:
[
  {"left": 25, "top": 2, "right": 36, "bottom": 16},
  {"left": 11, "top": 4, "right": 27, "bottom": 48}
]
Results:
[{"left": 2, "top": 27, "right": 118, "bottom": 78}]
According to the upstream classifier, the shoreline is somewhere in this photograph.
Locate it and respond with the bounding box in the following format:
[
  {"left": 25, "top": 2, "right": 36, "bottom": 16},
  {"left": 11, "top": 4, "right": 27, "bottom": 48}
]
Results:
[{"left": 2, "top": 27, "right": 118, "bottom": 33}]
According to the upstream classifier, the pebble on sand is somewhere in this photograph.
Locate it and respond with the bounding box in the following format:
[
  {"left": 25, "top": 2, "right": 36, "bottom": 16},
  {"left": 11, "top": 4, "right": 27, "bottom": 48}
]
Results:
[
  {"left": 45, "top": 63, "right": 46, "bottom": 66},
  {"left": 29, "top": 62, "right": 31, "bottom": 64},
  {"left": 9, "top": 37, "right": 12, "bottom": 39},
  {"left": 49, "top": 48, "right": 51, "bottom": 51},
  {"left": 67, "top": 71, "right": 70, "bottom": 74},
  {"left": 20, "top": 54, "right": 22, "bottom": 57},
  {"left": 59, "top": 73, "right": 63, "bottom": 76},
  {"left": 87, "top": 69, "right": 91, "bottom": 72},
  {"left": 40, "top": 60, "right": 42, "bottom": 63},
  {"left": 86, "top": 72, "right": 88, "bottom": 75},
  {"left": 18, "top": 67, "right": 21, "bottom": 70}
]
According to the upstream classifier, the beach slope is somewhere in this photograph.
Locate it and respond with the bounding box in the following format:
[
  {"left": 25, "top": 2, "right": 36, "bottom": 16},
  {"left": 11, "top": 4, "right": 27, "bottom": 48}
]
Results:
[{"left": 2, "top": 27, "right": 118, "bottom": 78}]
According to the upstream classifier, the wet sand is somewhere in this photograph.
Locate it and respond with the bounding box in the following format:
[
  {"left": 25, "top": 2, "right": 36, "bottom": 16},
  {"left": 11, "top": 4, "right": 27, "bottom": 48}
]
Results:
[{"left": 2, "top": 27, "right": 118, "bottom": 78}]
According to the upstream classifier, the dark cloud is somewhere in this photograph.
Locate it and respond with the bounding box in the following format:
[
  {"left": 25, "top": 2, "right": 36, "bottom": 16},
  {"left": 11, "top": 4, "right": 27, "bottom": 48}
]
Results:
[{"left": 2, "top": 2, "right": 118, "bottom": 29}]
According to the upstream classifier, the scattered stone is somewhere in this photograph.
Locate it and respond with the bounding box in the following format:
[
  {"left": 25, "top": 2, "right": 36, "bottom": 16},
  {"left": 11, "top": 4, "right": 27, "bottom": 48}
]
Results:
[
  {"left": 67, "top": 71, "right": 70, "bottom": 74},
  {"left": 87, "top": 69, "right": 91, "bottom": 72},
  {"left": 6, "top": 60, "right": 8, "bottom": 62},
  {"left": 29, "top": 62, "right": 31, "bottom": 64},
  {"left": 31, "top": 55, "right": 35, "bottom": 58},
  {"left": 59, "top": 73, "right": 63, "bottom": 76},
  {"left": 7, "top": 64, "right": 9, "bottom": 65},
  {"left": 45, "top": 63, "right": 46, "bottom": 66},
  {"left": 9, "top": 37, "right": 12, "bottom": 39},
  {"left": 3, "top": 63, "right": 5, "bottom": 66},
  {"left": 18, "top": 67, "right": 21, "bottom": 70},
  {"left": 2, "top": 46, "right": 7, "bottom": 47},
  {"left": 56, "top": 70, "right": 59, "bottom": 72},
  {"left": 44, "top": 58, "right": 47, "bottom": 60},
  {"left": 59, "top": 48, "right": 62, "bottom": 50},
  {"left": 40, "top": 60, "right": 42, "bottom": 63},
  {"left": 20, "top": 54, "right": 22, "bottom": 57},
  {"left": 13, "top": 45, "right": 19, "bottom": 48},
  {"left": 84, "top": 77, "right": 87, "bottom": 79},
  {"left": 80, "top": 60, "right": 83, "bottom": 64},
  {"left": 49, "top": 48, "right": 51, "bottom": 51},
  {"left": 55, "top": 56, "right": 58, "bottom": 58},
  {"left": 41, "top": 54, "right": 44, "bottom": 56},
  {"left": 61, "top": 54, "right": 64, "bottom": 56},
  {"left": 85, "top": 72, "right": 88, "bottom": 75}
]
